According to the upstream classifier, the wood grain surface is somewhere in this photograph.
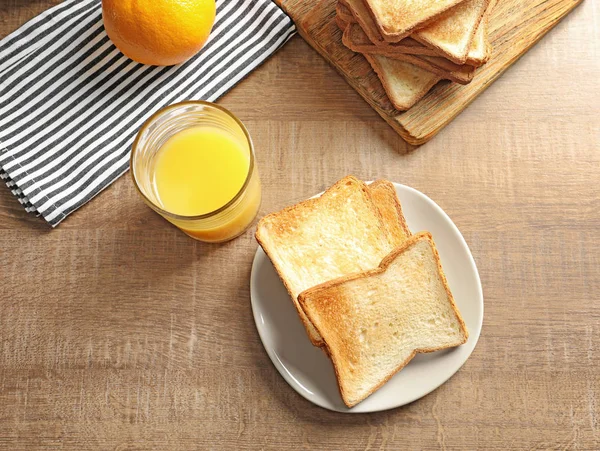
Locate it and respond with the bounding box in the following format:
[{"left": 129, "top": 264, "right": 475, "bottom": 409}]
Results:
[
  {"left": 275, "top": 0, "right": 584, "bottom": 144},
  {"left": 1, "top": 0, "right": 599, "bottom": 449}
]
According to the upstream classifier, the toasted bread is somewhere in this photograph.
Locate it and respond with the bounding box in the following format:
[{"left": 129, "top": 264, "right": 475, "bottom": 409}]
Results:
[
  {"left": 413, "top": 0, "right": 489, "bottom": 65},
  {"left": 298, "top": 232, "right": 469, "bottom": 407},
  {"left": 363, "top": 0, "right": 467, "bottom": 42},
  {"left": 340, "top": 7, "right": 485, "bottom": 71},
  {"left": 336, "top": 2, "right": 355, "bottom": 25},
  {"left": 340, "top": 0, "right": 440, "bottom": 54},
  {"left": 387, "top": 53, "right": 475, "bottom": 84},
  {"left": 339, "top": 0, "right": 384, "bottom": 45},
  {"left": 335, "top": 13, "right": 349, "bottom": 31},
  {"left": 343, "top": 23, "right": 440, "bottom": 57},
  {"left": 340, "top": 21, "right": 473, "bottom": 84},
  {"left": 465, "top": 0, "right": 497, "bottom": 66},
  {"left": 364, "top": 54, "right": 441, "bottom": 111},
  {"left": 255, "top": 176, "right": 394, "bottom": 346},
  {"left": 465, "top": 14, "right": 487, "bottom": 66},
  {"left": 369, "top": 180, "right": 411, "bottom": 245}
]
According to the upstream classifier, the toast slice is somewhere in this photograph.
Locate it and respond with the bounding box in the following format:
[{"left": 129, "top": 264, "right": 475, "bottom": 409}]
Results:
[
  {"left": 364, "top": 54, "right": 441, "bottom": 111},
  {"left": 298, "top": 232, "right": 469, "bottom": 407},
  {"left": 255, "top": 176, "right": 394, "bottom": 346},
  {"left": 340, "top": 2, "right": 488, "bottom": 69},
  {"left": 342, "top": 0, "right": 488, "bottom": 66},
  {"left": 335, "top": 11, "right": 441, "bottom": 111},
  {"left": 369, "top": 180, "right": 411, "bottom": 245},
  {"left": 363, "top": 0, "right": 467, "bottom": 42},
  {"left": 412, "top": 0, "right": 489, "bottom": 64}
]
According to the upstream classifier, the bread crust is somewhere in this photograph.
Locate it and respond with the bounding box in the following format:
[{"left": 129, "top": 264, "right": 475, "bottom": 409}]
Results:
[
  {"left": 299, "top": 232, "right": 469, "bottom": 407},
  {"left": 339, "top": 0, "right": 385, "bottom": 45},
  {"left": 342, "top": 23, "right": 440, "bottom": 57},
  {"left": 363, "top": 0, "right": 467, "bottom": 43},
  {"left": 369, "top": 180, "right": 412, "bottom": 243},
  {"left": 336, "top": 2, "right": 355, "bottom": 24},
  {"left": 411, "top": 0, "right": 489, "bottom": 65},
  {"left": 464, "top": 0, "right": 496, "bottom": 66},
  {"left": 341, "top": 21, "right": 477, "bottom": 84},
  {"left": 255, "top": 197, "right": 326, "bottom": 347},
  {"left": 381, "top": 52, "right": 474, "bottom": 84}
]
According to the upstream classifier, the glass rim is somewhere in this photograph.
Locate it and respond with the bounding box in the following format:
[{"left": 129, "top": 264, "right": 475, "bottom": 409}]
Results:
[{"left": 130, "top": 100, "right": 255, "bottom": 221}]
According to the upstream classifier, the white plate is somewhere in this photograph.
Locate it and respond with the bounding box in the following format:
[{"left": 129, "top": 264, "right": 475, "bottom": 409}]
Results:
[{"left": 250, "top": 182, "right": 483, "bottom": 413}]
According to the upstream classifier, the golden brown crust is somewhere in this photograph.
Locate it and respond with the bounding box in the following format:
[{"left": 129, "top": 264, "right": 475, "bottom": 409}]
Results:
[
  {"left": 363, "top": 0, "right": 467, "bottom": 43},
  {"left": 464, "top": 21, "right": 487, "bottom": 67},
  {"left": 342, "top": 23, "right": 440, "bottom": 57},
  {"left": 340, "top": 20, "right": 475, "bottom": 83},
  {"left": 471, "top": 0, "right": 497, "bottom": 64},
  {"left": 412, "top": 0, "right": 489, "bottom": 65},
  {"left": 298, "top": 232, "right": 469, "bottom": 407},
  {"left": 464, "top": 0, "right": 496, "bottom": 67},
  {"left": 339, "top": 0, "right": 384, "bottom": 45},
  {"left": 369, "top": 180, "right": 412, "bottom": 244},
  {"left": 383, "top": 53, "right": 474, "bottom": 84},
  {"left": 335, "top": 14, "right": 349, "bottom": 31},
  {"left": 424, "top": 233, "right": 469, "bottom": 342},
  {"left": 336, "top": 3, "right": 355, "bottom": 24}
]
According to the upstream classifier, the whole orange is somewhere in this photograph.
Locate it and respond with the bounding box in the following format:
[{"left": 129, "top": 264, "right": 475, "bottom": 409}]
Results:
[{"left": 102, "top": 0, "right": 216, "bottom": 66}]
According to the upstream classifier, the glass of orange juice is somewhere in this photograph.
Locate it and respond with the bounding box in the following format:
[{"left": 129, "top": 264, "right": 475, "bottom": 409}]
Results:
[{"left": 131, "top": 101, "right": 261, "bottom": 243}]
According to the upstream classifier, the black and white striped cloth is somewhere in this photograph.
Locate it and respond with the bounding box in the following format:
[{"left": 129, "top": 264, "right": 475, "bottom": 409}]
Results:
[{"left": 0, "top": 0, "right": 295, "bottom": 226}]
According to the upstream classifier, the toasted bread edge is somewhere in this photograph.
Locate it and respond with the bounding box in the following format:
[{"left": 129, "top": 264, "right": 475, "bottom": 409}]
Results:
[
  {"left": 365, "top": 0, "right": 468, "bottom": 43},
  {"left": 413, "top": 0, "right": 490, "bottom": 65},
  {"left": 369, "top": 179, "right": 412, "bottom": 241}
]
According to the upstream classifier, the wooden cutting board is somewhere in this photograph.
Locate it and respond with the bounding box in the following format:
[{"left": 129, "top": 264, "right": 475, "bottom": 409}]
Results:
[{"left": 273, "top": 0, "right": 584, "bottom": 145}]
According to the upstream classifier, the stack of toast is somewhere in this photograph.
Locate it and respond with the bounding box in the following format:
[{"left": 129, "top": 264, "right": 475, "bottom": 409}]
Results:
[
  {"left": 335, "top": 0, "right": 497, "bottom": 111},
  {"left": 256, "top": 176, "right": 468, "bottom": 407}
]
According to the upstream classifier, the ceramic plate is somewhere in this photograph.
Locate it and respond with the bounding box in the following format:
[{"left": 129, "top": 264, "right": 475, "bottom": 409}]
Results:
[{"left": 250, "top": 182, "right": 483, "bottom": 412}]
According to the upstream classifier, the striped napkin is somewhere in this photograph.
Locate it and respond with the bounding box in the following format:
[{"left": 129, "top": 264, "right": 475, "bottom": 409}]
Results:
[{"left": 0, "top": 0, "right": 295, "bottom": 226}]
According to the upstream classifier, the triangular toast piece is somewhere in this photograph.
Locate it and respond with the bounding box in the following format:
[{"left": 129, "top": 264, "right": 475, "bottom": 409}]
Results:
[
  {"left": 364, "top": 54, "right": 441, "bottom": 111},
  {"left": 335, "top": 13, "right": 440, "bottom": 111},
  {"left": 412, "top": 0, "right": 489, "bottom": 64}
]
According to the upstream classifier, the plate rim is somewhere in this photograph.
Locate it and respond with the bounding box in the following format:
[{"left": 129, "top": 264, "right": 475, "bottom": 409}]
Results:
[{"left": 250, "top": 182, "right": 484, "bottom": 413}]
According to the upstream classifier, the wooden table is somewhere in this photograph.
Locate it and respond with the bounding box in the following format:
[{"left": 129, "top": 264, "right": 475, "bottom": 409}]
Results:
[{"left": 1, "top": 1, "right": 598, "bottom": 449}]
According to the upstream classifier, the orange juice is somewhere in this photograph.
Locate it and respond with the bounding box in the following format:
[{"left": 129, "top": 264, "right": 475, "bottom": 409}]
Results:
[
  {"left": 131, "top": 101, "right": 261, "bottom": 243},
  {"left": 153, "top": 126, "right": 249, "bottom": 216},
  {"left": 151, "top": 125, "right": 260, "bottom": 242}
]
